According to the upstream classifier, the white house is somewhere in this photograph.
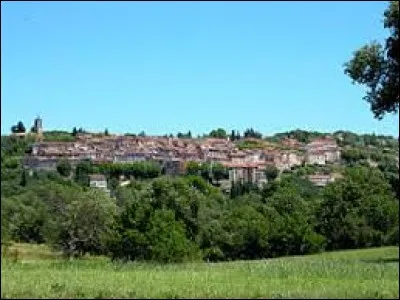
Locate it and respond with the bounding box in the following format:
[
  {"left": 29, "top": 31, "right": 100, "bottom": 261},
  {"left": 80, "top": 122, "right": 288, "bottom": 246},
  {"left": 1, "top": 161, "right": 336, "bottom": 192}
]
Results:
[{"left": 89, "top": 174, "right": 108, "bottom": 190}]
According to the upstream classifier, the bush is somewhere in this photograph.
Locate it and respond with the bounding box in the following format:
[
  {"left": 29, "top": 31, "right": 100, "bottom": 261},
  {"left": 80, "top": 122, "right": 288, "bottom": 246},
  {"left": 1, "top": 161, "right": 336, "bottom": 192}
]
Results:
[{"left": 56, "top": 159, "right": 72, "bottom": 177}]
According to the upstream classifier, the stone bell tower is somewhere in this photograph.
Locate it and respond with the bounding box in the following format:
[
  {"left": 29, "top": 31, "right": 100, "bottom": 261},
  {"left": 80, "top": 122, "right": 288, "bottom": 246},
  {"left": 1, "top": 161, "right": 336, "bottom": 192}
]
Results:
[{"left": 33, "top": 115, "right": 43, "bottom": 140}]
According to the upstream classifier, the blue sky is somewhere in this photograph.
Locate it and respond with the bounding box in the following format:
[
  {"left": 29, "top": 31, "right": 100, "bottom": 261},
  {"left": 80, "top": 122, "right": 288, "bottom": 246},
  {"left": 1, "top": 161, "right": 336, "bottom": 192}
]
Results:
[{"left": 1, "top": 1, "right": 399, "bottom": 137}]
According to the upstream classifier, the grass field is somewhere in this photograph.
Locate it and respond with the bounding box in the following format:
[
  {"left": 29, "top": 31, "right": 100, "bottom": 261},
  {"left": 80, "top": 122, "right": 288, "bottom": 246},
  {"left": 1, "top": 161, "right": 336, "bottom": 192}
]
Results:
[{"left": 1, "top": 243, "right": 399, "bottom": 298}]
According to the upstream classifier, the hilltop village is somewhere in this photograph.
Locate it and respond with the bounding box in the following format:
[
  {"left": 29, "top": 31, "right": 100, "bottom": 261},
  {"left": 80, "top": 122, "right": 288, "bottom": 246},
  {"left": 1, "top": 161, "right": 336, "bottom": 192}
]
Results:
[
  {"left": 3, "top": 115, "right": 399, "bottom": 268},
  {"left": 21, "top": 117, "right": 342, "bottom": 189}
]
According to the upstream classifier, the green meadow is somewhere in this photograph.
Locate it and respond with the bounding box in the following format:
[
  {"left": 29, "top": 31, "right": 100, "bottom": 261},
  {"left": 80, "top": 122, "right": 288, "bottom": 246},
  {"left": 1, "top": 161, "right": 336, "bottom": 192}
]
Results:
[{"left": 1, "top": 243, "right": 398, "bottom": 299}]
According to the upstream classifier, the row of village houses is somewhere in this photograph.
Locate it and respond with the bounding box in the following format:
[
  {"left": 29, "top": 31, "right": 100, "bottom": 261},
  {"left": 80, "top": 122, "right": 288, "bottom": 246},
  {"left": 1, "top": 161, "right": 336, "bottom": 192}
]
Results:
[{"left": 23, "top": 134, "right": 341, "bottom": 187}]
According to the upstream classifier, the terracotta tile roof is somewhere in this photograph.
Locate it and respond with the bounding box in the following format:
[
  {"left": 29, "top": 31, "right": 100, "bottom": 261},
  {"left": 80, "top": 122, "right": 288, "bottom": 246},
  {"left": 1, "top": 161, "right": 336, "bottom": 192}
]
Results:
[
  {"left": 308, "top": 174, "right": 332, "bottom": 180},
  {"left": 27, "top": 134, "right": 339, "bottom": 170},
  {"left": 89, "top": 174, "right": 106, "bottom": 181},
  {"left": 222, "top": 162, "right": 260, "bottom": 168}
]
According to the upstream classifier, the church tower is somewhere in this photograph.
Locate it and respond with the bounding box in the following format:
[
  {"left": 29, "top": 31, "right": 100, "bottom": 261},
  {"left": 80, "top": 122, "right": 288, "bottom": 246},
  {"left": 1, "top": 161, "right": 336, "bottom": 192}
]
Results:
[{"left": 33, "top": 115, "right": 43, "bottom": 140}]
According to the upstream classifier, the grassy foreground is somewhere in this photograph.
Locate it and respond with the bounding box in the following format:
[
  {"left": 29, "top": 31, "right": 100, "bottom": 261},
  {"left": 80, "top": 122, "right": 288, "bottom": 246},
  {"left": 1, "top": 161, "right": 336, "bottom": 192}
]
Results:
[{"left": 1, "top": 243, "right": 399, "bottom": 298}]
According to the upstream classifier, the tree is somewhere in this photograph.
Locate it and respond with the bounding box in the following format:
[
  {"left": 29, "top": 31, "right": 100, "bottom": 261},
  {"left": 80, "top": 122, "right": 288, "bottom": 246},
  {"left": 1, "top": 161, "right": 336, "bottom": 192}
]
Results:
[
  {"left": 317, "top": 166, "right": 398, "bottom": 250},
  {"left": 344, "top": 1, "right": 399, "bottom": 119},
  {"left": 1, "top": 197, "right": 12, "bottom": 244},
  {"left": 108, "top": 177, "right": 119, "bottom": 192},
  {"left": 11, "top": 121, "right": 26, "bottom": 134},
  {"left": 236, "top": 131, "right": 241, "bottom": 140},
  {"left": 108, "top": 176, "right": 217, "bottom": 262},
  {"left": 1, "top": 193, "right": 48, "bottom": 244},
  {"left": 209, "top": 128, "right": 227, "bottom": 139},
  {"left": 107, "top": 186, "right": 154, "bottom": 261},
  {"left": 341, "top": 148, "right": 368, "bottom": 165},
  {"left": 377, "top": 157, "right": 400, "bottom": 199},
  {"left": 74, "top": 160, "right": 93, "bottom": 187},
  {"left": 244, "top": 128, "right": 262, "bottom": 139},
  {"left": 230, "top": 181, "right": 260, "bottom": 198},
  {"left": 56, "top": 159, "right": 72, "bottom": 177},
  {"left": 145, "top": 210, "right": 201, "bottom": 263},
  {"left": 20, "top": 169, "right": 28, "bottom": 187},
  {"left": 265, "top": 180, "right": 325, "bottom": 257},
  {"left": 178, "top": 131, "right": 192, "bottom": 139},
  {"left": 220, "top": 204, "right": 270, "bottom": 260},
  {"left": 230, "top": 130, "right": 241, "bottom": 141},
  {"left": 17, "top": 121, "right": 26, "bottom": 133},
  {"left": 124, "top": 133, "right": 137, "bottom": 137},
  {"left": 104, "top": 128, "right": 109, "bottom": 136},
  {"left": 185, "top": 161, "right": 201, "bottom": 176},
  {"left": 211, "top": 163, "right": 229, "bottom": 182},
  {"left": 48, "top": 189, "right": 117, "bottom": 257},
  {"left": 230, "top": 130, "right": 236, "bottom": 141},
  {"left": 265, "top": 165, "right": 279, "bottom": 182},
  {"left": 72, "top": 127, "right": 78, "bottom": 136}
]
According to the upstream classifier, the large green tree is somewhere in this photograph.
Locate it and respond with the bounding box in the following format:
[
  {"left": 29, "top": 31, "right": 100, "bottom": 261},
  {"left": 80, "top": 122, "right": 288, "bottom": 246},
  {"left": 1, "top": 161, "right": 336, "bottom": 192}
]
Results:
[
  {"left": 209, "top": 128, "right": 227, "bottom": 139},
  {"left": 48, "top": 189, "right": 117, "bottom": 257},
  {"left": 145, "top": 209, "right": 201, "bottom": 263},
  {"left": 344, "top": 1, "right": 399, "bottom": 119},
  {"left": 317, "top": 166, "right": 398, "bottom": 250},
  {"left": 1, "top": 192, "right": 48, "bottom": 244}
]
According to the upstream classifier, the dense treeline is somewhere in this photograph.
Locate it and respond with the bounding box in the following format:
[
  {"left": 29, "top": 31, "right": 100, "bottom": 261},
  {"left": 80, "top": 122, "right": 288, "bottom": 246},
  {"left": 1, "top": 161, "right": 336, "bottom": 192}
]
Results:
[
  {"left": 70, "top": 160, "right": 228, "bottom": 191},
  {"left": 268, "top": 129, "right": 328, "bottom": 144},
  {"left": 1, "top": 132, "right": 398, "bottom": 263},
  {"left": 185, "top": 161, "right": 229, "bottom": 183},
  {"left": 2, "top": 168, "right": 398, "bottom": 262},
  {"left": 72, "top": 160, "right": 163, "bottom": 188}
]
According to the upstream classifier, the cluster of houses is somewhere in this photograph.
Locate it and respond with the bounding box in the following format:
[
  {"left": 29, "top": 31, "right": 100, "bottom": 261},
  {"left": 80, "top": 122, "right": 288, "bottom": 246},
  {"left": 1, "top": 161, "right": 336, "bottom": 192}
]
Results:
[{"left": 23, "top": 132, "right": 342, "bottom": 189}]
